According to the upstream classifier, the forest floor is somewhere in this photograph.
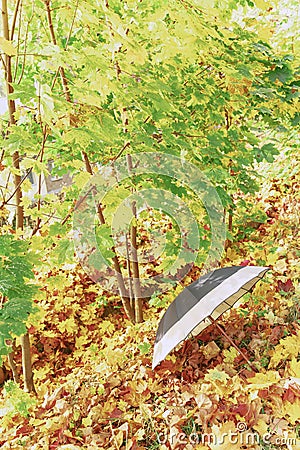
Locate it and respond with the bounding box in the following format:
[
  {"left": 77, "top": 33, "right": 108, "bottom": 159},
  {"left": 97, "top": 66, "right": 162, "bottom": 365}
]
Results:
[{"left": 0, "top": 152, "right": 299, "bottom": 450}]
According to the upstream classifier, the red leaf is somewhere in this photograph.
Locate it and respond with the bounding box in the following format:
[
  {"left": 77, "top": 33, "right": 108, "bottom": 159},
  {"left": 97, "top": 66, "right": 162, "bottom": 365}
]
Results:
[
  {"left": 276, "top": 279, "right": 294, "bottom": 292},
  {"left": 240, "top": 260, "right": 250, "bottom": 266},
  {"left": 283, "top": 388, "right": 296, "bottom": 403},
  {"left": 110, "top": 407, "right": 123, "bottom": 418},
  {"left": 233, "top": 403, "right": 249, "bottom": 416},
  {"left": 16, "top": 425, "right": 34, "bottom": 437}
]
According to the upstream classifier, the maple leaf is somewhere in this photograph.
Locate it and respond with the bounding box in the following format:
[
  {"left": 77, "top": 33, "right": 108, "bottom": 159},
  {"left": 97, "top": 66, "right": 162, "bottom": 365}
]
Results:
[
  {"left": 194, "top": 393, "right": 213, "bottom": 410},
  {"left": 269, "top": 331, "right": 300, "bottom": 368},
  {"left": 138, "top": 341, "right": 151, "bottom": 355},
  {"left": 205, "top": 368, "right": 229, "bottom": 383},
  {"left": 223, "top": 347, "right": 238, "bottom": 364},
  {"left": 247, "top": 371, "right": 280, "bottom": 390},
  {"left": 253, "top": 418, "right": 269, "bottom": 436},
  {"left": 283, "top": 399, "right": 300, "bottom": 425},
  {"left": 288, "top": 359, "right": 300, "bottom": 378},
  {"left": 0, "top": 37, "right": 17, "bottom": 56}
]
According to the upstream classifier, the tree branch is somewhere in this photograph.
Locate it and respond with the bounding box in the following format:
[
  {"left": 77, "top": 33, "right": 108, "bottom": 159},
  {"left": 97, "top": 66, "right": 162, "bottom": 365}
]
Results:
[{"left": 10, "top": 0, "right": 21, "bottom": 40}]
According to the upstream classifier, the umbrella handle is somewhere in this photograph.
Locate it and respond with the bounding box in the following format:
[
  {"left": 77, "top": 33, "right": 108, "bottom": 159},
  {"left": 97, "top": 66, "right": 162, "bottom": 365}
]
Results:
[{"left": 208, "top": 316, "right": 258, "bottom": 372}]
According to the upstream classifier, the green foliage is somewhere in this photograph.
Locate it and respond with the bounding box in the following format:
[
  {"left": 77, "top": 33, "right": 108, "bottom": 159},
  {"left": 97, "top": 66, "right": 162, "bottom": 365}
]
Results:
[
  {"left": 149, "top": 292, "right": 169, "bottom": 309},
  {"left": 138, "top": 341, "right": 151, "bottom": 355},
  {"left": 0, "top": 0, "right": 297, "bottom": 219},
  {"left": 1, "top": 381, "right": 36, "bottom": 422},
  {"left": 0, "top": 0, "right": 298, "bottom": 318},
  {"left": 95, "top": 224, "right": 116, "bottom": 261},
  {"left": 0, "top": 235, "right": 38, "bottom": 357}
]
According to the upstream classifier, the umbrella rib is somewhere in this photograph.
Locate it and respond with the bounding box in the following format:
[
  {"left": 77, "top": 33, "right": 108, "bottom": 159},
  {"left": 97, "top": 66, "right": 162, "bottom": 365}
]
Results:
[{"left": 223, "top": 300, "right": 231, "bottom": 306}]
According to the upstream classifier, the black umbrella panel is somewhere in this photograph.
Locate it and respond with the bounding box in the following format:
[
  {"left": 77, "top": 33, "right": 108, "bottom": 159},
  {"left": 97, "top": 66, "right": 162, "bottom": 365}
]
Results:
[{"left": 152, "top": 265, "right": 269, "bottom": 370}]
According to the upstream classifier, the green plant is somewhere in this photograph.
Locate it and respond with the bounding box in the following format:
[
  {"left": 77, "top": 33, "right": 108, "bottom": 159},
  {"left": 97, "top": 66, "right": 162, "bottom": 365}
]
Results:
[
  {"left": 0, "top": 235, "right": 38, "bottom": 359},
  {"left": 1, "top": 380, "right": 36, "bottom": 426},
  {"left": 149, "top": 292, "right": 169, "bottom": 309},
  {"left": 182, "top": 417, "right": 202, "bottom": 435}
]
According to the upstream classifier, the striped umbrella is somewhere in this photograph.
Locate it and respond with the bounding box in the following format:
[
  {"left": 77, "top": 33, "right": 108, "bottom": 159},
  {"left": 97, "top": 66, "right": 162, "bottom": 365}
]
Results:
[{"left": 152, "top": 265, "right": 269, "bottom": 370}]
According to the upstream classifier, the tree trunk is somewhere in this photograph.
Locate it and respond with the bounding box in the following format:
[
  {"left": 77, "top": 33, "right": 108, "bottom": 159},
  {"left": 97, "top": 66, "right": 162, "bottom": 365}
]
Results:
[
  {"left": 7, "top": 341, "right": 19, "bottom": 383},
  {"left": 97, "top": 205, "right": 135, "bottom": 322},
  {"left": 126, "top": 154, "right": 143, "bottom": 322},
  {"left": 2, "top": 0, "right": 35, "bottom": 393},
  {"left": 2, "top": 0, "right": 23, "bottom": 229},
  {"left": 20, "top": 333, "right": 36, "bottom": 393}
]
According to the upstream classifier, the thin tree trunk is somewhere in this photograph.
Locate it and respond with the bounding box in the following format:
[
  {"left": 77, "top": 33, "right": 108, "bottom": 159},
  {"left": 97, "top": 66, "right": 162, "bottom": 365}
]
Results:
[
  {"left": 126, "top": 154, "right": 143, "bottom": 322},
  {"left": 228, "top": 211, "right": 233, "bottom": 233},
  {"left": 2, "top": 0, "right": 35, "bottom": 393},
  {"left": 20, "top": 333, "right": 36, "bottom": 392},
  {"left": 2, "top": 0, "right": 23, "bottom": 229},
  {"left": 7, "top": 341, "right": 19, "bottom": 383},
  {"left": 125, "top": 233, "right": 135, "bottom": 312},
  {"left": 130, "top": 201, "right": 143, "bottom": 323},
  {"left": 97, "top": 205, "right": 135, "bottom": 322}
]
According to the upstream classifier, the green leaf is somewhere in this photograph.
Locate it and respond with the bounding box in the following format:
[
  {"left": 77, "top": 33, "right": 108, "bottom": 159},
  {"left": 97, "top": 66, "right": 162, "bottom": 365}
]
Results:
[{"left": 138, "top": 342, "right": 151, "bottom": 355}]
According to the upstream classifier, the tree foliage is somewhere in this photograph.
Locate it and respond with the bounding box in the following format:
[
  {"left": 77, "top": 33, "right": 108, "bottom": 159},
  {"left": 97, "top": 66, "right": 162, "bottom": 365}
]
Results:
[
  {"left": 0, "top": 0, "right": 298, "bottom": 409},
  {"left": 0, "top": 235, "right": 37, "bottom": 357}
]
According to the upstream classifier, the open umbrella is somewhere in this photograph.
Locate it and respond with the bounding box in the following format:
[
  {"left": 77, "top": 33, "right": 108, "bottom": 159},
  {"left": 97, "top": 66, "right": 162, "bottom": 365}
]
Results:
[{"left": 152, "top": 265, "right": 269, "bottom": 370}]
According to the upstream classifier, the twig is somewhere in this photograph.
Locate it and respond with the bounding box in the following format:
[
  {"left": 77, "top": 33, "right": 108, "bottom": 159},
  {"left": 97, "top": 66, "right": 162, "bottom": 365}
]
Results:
[
  {"left": 113, "top": 141, "right": 130, "bottom": 162},
  {"left": 64, "top": 0, "right": 79, "bottom": 50},
  {"left": 10, "top": 0, "right": 21, "bottom": 40}
]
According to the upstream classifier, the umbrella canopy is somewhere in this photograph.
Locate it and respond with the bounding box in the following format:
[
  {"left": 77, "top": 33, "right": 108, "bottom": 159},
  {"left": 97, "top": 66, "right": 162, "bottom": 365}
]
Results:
[{"left": 152, "top": 265, "right": 269, "bottom": 369}]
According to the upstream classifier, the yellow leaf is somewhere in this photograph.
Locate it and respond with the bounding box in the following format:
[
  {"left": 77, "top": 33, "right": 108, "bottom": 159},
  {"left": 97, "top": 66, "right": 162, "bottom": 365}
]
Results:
[
  {"left": 126, "top": 45, "right": 148, "bottom": 65},
  {"left": 266, "top": 253, "right": 278, "bottom": 265},
  {"left": 9, "top": 166, "right": 21, "bottom": 176},
  {"left": 166, "top": 354, "right": 177, "bottom": 364},
  {"left": 57, "top": 317, "right": 77, "bottom": 334},
  {"left": 75, "top": 335, "right": 90, "bottom": 349},
  {"left": 43, "top": 330, "right": 57, "bottom": 338},
  {"left": 247, "top": 371, "right": 280, "bottom": 389},
  {"left": 204, "top": 368, "right": 230, "bottom": 396},
  {"left": 288, "top": 359, "right": 300, "bottom": 378},
  {"left": 99, "top": 320, "right": 115, "bottom": 335},
  {"left": 0, "top": 37, "right": 17, "bottom": 56},
  {"left": 194, "top": 393, "right": 212, "bottom": 410},
  {"left": 205, "top": 368, "right": 229, "bottom": 383},
  {"left": 254, "top": 0, "right": 269, "bottom": 10},
  {"left": 226, "top": 247, "right": 240, "bottom": 261},
  {"left": 33, "top": 366, "right": 52, "bottom": 381},
  {"left": 82, "top": 416, "right": 93, "bottom": 427},
  {"left": 269, "top": 332, "right": 300, "bottom": 368},
  {"left": 253, "top": 418, "right": 269, "bottom": 435},
  {"left": 274, "top": 258, "right": 287, "bottom": 273},
  {"left": 29, "top": 418, "right": 46, "bottom": 427},
  {"left": 283, "top": 399, "right": 300, "bottom": 425},
  {"left": 223, "top": 347, "right": 238, "bottom": 364}
]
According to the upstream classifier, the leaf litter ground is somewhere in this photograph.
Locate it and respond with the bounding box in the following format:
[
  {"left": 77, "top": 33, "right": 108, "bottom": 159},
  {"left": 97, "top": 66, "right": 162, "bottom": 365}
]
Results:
[{"left": 0, "top": 156, "right": 299, "bottom": 450}]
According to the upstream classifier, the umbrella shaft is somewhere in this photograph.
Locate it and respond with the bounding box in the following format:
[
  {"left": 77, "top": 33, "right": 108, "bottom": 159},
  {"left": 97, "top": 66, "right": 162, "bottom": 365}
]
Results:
[{"left": 208, "top": 315, "right": 257, "bottom": 372}]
